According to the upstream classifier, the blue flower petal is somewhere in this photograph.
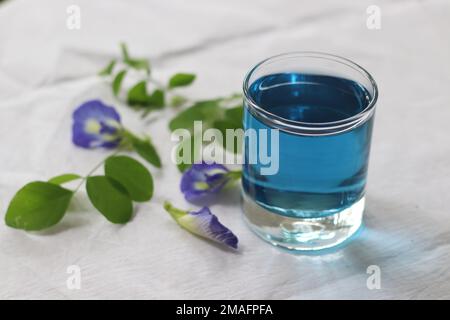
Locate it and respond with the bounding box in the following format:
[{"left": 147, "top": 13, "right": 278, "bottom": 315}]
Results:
[
  {"left": 72, "top": 100, "right": 122, "bottom": 149},
  {"left": 180, "top": 163, "right": 230, "bottom": 202},
  {"left": 73, "top": 100, "right": 120, "bottom": 123},
  {"left": 180, "top": 207, "right": 238, "bottom": 249}
]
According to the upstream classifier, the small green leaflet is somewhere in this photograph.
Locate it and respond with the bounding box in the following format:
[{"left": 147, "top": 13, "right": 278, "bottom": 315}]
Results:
[
  {"left": 168, "top": 73, "right": 196, "bottom": 88},
  {"left": 131, "top": 137, "right": 162, "bottom": 168},
  {"left": 101, "top": 44, "right": 197, "bottom": 115},
  {"left": 104, "top": 156, "right": 153, "bottom": 202},
  {"left": 99, "top": 60, "right": 116, "bottom": 76},
  {"left": 113, "top": 70, "right": 127, "bottom": 96},
  {"left": 121, "top": 43, "right": 150, "bottom": 74},
  {"left": 5, "top": 182, "right": 73, "bottom": 231},
  {"left": 126, "top": 59, "right": 150, "bottom": 74},
  {"left": 48, "top": 173, "right": 82, "bottom": 185},
  {"left": 169, "top": 101, "right": 243, "bottom": 133},
  {"left": 127, "top": 81, "right": 165, "bottom": 109},
  {"left": 86, "top": 176, "right": 133, "bottom": 224},
  {"left": 170, "top": 95, "right": 187, "bottom": 107},
  {"left": 169, "top": 99, "right": 223, "bottom": 132},
  {"left": 127, "top": 81, "right": 148, "bottom": 105},
  {"left": 147, "top": 89, "right": 165, "bottom": 108},
  {"left": 123, "top": 130, "right": 161, "bottom": 168},
  {"left": 121, "top": 43, "right": 131, "bottom": 61}
]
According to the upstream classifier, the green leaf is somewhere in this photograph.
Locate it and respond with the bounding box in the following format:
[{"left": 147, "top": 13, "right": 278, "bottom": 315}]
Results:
[
  {"left": 213, "top": 118, "right": 242, "bottom": 154},
  {"left": 170, "top": 95, "right": 187, "bottom": 107},
  {"left": 126, "top": 59, "right": 150, "bottom": 74},
  {"left": 105, "top": 156, "right": 153, "bottom": 202},
  {"left": 131, "top": 137, "right": 162, "bottom": 168},
  {"left": 120, "top": 43, "right": 130, "bottom": 61},
  {"left": 99, "top": 60, "right": 116, "bottom": 76},
  {"left": 86, "top": 176, "right": 133, "bottom": 224},
  {"left": 141, "top": 90, "right": 166, "bottom": 117},
  {"left": 127, "top": 81, "right": 148, "bottom": 106},
  {"left": 48, "top": 174, "right": 82, "bottom": 185},
  {"left": 147, "top": 89, "right": 165, "bottom": 108},
  {"left": 5, "top": 182, "right": 73, "bottom": 231},
  {"left": 168, "top": 99, "right": 222, "bottom": 132},
  {"left": 168, "top": 73, "right": 196, "bottom": 88},
  {"left": 212, "top": 105, "right": 244, "bottom": 154},
  {"left": 213, "top": 119, "right": 238, "bottom": 134},
  {"left": 169, "top": 100, "right": 244, "bottom": 160},
  {"left": 169, "top": 101, "right": 244, "bottom": 161},
  {"left": 112, "top": 70, "right": 127, "bottom": 96},
  {"left": 120, "top": 43, "right": 150, "bottom": 74},
  {"left": 224, "top": 105, "right": 243, "bottom": 129}
]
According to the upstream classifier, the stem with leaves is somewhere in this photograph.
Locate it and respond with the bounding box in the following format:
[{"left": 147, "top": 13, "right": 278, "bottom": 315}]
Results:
[{"left": 99, "top": 43, "right": 197, "bottom": 116}]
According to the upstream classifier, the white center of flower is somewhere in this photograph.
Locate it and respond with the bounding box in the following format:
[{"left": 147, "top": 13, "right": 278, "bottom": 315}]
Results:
[
  {"left": 194, "top": 182, "right": 210, "bottom": 190},
  {"left": 85, "top": 119, "right": 101, "bottom": 134}
]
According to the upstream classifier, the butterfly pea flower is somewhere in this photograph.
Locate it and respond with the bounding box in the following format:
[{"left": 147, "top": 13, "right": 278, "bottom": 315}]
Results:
[
  {"left": 72, "top": 100, "right": 123, "bottom": 149},
  {"left": 164, "top": 201, "right": 238, "bottom": 249},
  {"left": 180, "top": 163, "right": 241, "bottom": 202}
]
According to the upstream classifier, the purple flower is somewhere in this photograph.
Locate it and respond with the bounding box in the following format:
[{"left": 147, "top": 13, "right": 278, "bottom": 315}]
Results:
[
  {"left": 72, "top": 100, "right": 122, "bottom": 149},
  {"left": 180, "top": 163, "right": 234, "bottom": 202},
  {"left": 164, "top": 201, "right": 238, "bottom": 249}
]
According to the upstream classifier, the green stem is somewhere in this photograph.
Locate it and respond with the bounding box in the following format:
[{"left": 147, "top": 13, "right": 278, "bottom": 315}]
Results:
[
  {"left": 122, "top": 129, "right": 140, "bottom": 145},
  {"left": 73, "top": 149, "right": 121, "bottom": 193}
]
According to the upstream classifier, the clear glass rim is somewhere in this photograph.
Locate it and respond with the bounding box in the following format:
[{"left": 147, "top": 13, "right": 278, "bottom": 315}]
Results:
[{"left": 243, "top": 52, "right": 378, "bottom": 135}]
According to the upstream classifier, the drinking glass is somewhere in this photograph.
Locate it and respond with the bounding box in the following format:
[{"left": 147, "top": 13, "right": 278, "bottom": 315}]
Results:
[{"left": 242, "top": 52, "right": 378, "bottom": 251}]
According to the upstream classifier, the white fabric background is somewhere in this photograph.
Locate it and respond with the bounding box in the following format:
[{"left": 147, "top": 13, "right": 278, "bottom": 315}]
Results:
[{"left": 0, "top": 0, "right": 449, "bottom": 299}]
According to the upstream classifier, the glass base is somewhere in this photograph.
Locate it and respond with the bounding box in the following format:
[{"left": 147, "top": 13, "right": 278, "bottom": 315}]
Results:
[{"left": 242, "top": 193, "right": 364, "bottom": 252}]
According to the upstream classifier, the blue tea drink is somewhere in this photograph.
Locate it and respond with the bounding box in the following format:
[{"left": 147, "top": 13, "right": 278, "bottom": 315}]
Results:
[
  {"left": 243, "top": 73, "right": 373, "bottom": 217},
  {"left": 242, "top": 53, "right": 377, "bottom": 251}
]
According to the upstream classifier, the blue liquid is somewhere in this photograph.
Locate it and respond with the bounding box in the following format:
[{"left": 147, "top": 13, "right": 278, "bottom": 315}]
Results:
[{"left": 243, "top": 73, "right": 374, "bottom": 218}]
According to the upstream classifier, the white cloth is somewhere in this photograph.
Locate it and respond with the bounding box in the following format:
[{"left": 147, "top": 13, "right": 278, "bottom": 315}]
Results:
[{"left": 0, "top": 0, "right": 449, "bottom": 299}]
